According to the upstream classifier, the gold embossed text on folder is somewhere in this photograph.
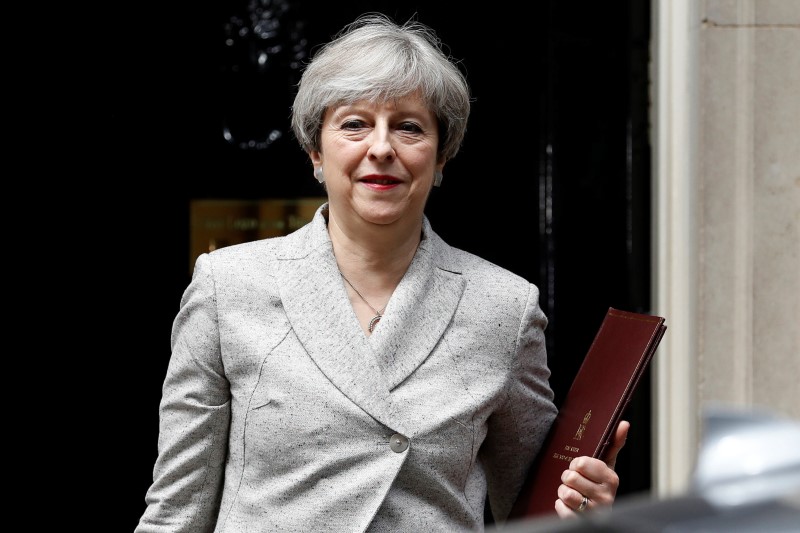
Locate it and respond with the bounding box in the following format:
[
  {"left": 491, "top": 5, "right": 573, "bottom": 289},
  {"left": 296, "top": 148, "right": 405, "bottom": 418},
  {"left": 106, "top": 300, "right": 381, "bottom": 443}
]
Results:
[{"left": 509, "top": 307, "right": 667, "bottom": 519}]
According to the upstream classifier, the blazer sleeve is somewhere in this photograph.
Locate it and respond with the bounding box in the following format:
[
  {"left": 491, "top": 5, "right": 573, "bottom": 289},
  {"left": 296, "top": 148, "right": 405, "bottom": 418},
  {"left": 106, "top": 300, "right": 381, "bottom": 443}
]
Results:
[
  {"left": 481, "top": 282, "right": 558, "bottom": 523},
  {"left": 136, "top": 254, "right": 231, "bottom": 533}
]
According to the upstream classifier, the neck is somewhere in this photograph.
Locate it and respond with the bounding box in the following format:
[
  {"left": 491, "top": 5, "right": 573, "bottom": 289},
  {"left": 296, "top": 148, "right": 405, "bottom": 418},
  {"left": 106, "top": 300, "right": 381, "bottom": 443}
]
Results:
[
  {"left": 326, "top": 208, "right": 423, "bottom": 283},
  {"left": 326, "top": 205, "right": 423, "bottom": 335}
]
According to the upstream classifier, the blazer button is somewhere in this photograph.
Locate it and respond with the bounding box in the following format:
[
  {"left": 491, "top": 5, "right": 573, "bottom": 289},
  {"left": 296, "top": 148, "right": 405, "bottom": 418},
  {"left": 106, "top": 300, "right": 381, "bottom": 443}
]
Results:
[{"left": 389, "top": 433, "right": 409, "bottom": 453}]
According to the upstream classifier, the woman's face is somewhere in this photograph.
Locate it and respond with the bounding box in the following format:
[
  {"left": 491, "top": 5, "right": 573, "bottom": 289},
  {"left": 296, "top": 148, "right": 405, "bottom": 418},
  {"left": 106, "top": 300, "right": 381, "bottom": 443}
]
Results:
[{"left": 310, "top": 93, "right": 443, "bottom": 230}]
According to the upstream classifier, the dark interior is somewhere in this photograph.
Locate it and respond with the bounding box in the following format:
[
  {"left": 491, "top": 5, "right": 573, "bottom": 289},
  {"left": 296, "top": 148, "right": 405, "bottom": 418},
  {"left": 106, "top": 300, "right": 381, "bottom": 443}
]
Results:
[{"left": 102, "top": 1, "right": 653, "bottom": 528}]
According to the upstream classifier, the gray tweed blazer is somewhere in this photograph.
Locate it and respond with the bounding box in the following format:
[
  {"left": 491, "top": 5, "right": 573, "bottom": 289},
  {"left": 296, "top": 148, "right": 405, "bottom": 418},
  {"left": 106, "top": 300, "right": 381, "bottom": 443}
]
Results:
[{"left": 136, "top": 205, "right": 557, "bottom": 533}]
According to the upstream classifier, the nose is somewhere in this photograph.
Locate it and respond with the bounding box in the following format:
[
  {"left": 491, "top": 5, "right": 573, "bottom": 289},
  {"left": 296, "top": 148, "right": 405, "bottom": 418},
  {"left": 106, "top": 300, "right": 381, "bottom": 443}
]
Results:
[{"left": 367, "top": 124, "right": 395, "bottom": 162}]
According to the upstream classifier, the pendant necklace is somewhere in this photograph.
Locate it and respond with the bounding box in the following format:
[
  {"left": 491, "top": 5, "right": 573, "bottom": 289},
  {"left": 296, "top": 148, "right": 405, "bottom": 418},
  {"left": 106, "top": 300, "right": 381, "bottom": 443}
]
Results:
[{"left": 340, "top": 272, "right": 387, "bottom": 333}]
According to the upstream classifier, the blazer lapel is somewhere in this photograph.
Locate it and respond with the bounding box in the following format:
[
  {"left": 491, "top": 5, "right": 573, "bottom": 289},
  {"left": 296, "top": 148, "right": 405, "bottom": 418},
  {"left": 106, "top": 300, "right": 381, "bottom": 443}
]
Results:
[
  {"left": 369, "top": 218, "right": 465, "bottom": 391},
  {"left": 274, "top": 209, "right": 465, "bottom": 428},
  {"left": 275, "top": 209, "right": 403, "bottom": 432}
]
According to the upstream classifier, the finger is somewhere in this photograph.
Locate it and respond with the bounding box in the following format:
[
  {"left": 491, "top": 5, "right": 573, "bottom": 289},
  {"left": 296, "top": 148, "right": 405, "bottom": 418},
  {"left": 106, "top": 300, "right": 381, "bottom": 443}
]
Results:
[
  {"left": 566, "top": 456, "right": 618, "bottom": 486},
  {"left": 558, "top": 482, "right": 588, "bottom": 509},
  {"left": 602, "top": 419, "right": 630, "bottom": 470},
  {"left": 556, "top": 484, "right": 588, "bottom": 517},
  {"left": 564, "top": 458, "right": 620, "bottom": 507},
  {"left": 554, "top": 497, "right": 580, "bottom": 518}
]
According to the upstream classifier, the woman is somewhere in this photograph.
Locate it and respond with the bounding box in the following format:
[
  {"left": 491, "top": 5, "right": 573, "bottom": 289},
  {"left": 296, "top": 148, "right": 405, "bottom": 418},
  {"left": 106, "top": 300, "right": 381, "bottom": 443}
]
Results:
[{"left": 136, "top": 13, "right": 628, "bottom": 532}]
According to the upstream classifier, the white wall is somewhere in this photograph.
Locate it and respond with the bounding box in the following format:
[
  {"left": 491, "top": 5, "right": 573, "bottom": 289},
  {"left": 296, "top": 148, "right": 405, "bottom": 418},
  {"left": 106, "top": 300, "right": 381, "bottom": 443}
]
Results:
[{"left": 652, "top": 0, "right": 800, "bottom": 497}]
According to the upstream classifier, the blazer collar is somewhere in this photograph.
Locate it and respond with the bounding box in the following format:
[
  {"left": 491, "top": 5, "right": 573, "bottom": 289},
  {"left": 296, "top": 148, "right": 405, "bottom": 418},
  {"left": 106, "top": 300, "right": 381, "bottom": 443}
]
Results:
[
  {"left": 367, "top": 225, "right": 465, "bottom": 391},
  {"left": 275, "top": 204, "right": 465, "bottom": 430}
]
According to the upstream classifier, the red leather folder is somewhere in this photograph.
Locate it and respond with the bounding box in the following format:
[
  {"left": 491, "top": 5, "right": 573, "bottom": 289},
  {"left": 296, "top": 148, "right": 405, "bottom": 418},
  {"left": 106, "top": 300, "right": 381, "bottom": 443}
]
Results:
[{"left": 510, "top": 307, "right": 667, "bottom": 518}]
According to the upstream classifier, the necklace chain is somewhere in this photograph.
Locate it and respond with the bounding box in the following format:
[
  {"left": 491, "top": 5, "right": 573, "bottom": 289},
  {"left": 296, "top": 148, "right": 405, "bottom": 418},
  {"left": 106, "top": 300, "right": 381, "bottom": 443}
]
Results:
[{"left": 340, "top": 272, "right": 387, "bottom": 332}]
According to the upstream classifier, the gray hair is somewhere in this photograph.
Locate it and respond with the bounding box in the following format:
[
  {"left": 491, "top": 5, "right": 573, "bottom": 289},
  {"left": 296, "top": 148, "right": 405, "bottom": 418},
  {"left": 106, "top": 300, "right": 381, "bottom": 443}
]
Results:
[{"left": 290, "top": 13, "right": 471, "bottom": 162}]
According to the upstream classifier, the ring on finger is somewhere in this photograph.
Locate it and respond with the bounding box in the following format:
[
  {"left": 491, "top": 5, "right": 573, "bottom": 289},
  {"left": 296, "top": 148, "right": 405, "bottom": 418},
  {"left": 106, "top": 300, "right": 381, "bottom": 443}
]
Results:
[{"left": 577, "top": 495, "right": 588, "bottom": 512}]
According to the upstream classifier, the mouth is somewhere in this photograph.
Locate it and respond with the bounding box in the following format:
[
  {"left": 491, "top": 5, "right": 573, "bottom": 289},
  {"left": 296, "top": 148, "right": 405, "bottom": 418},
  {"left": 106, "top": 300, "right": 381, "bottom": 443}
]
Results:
[{"left": 360, "top": 175, "right": 402, "bottom": 186}]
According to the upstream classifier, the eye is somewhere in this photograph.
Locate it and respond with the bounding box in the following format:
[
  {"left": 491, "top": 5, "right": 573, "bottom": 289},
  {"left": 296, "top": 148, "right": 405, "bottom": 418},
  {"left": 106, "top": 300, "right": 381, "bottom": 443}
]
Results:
[
  {"left": 398, "top": 121, "right": 423, "bottom": 133},
  {"left": 340, "top": 119, "right": 365, "bottom": 130}
]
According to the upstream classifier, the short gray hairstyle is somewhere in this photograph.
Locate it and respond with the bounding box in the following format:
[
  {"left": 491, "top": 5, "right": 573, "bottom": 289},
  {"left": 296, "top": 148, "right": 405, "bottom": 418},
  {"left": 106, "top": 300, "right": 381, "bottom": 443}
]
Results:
[{"left": 290, "top": 13, "right": 471, "bottom": 162}]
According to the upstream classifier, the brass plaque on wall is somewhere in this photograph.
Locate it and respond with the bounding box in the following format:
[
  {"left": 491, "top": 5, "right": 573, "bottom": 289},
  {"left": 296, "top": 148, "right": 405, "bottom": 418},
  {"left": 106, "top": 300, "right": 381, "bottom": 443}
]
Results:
[{"left": 189, "top": 198, "right": 326, "bottom": 273}]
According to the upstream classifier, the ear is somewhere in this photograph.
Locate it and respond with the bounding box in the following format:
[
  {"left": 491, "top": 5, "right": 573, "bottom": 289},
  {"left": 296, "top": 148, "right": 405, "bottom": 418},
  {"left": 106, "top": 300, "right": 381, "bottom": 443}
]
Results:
[
  {"left": 435, "top": 157, "right": 446, "bottom": 176},
  {"left": 309, "top": 150, "right": 322, "bottom": 167},
  {"left": 433, "top": 161, "right": 446, "bottom": 187}
]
